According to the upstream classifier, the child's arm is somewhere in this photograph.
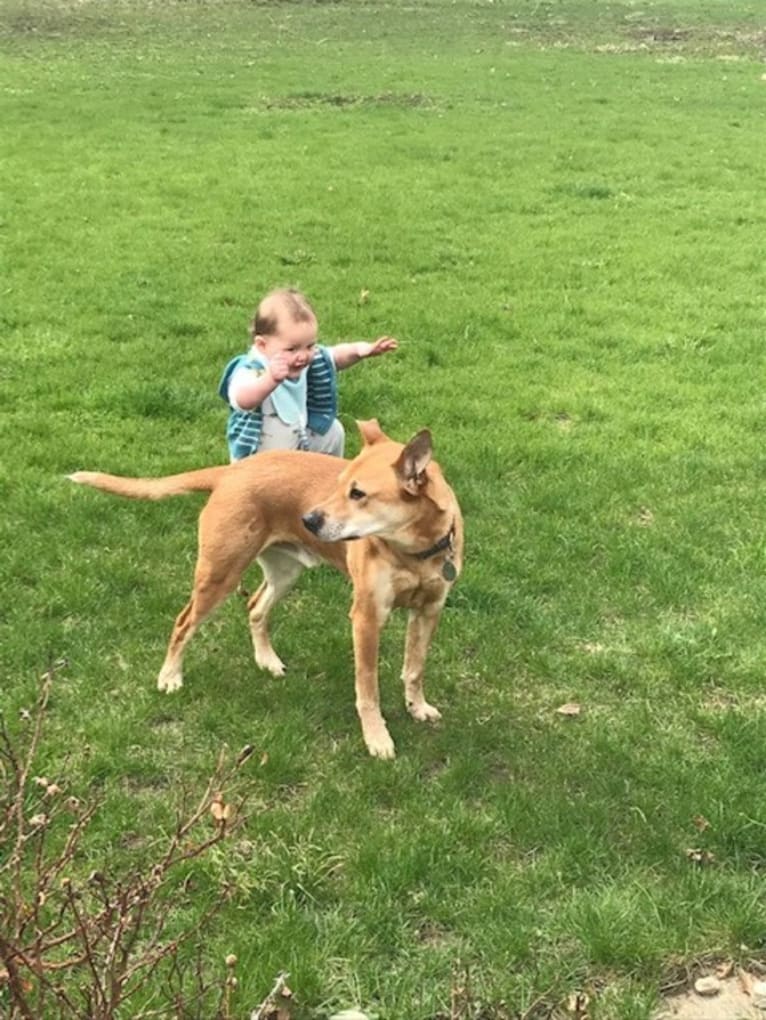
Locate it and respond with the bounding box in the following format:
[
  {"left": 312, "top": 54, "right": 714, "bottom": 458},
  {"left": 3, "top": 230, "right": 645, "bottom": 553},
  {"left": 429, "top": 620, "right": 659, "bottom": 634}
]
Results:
[
  {"left": 331, "top": 336, "right": 398, "bottom": 371},
  {"left": 228, "top": 353, "right": 291, "bottom": 411}
]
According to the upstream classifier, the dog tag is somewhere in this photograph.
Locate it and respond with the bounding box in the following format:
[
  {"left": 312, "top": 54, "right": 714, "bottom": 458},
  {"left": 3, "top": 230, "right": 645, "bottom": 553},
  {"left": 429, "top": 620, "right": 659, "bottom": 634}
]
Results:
[{"left": 442, "top": 560, "right": 457, "bottom": 582}]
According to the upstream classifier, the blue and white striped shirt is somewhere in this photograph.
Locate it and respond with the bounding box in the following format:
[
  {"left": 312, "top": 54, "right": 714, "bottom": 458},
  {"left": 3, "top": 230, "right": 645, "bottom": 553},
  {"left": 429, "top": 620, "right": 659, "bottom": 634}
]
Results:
[{"left": 218, "top": 345, "right": 338, "bottom": 461}]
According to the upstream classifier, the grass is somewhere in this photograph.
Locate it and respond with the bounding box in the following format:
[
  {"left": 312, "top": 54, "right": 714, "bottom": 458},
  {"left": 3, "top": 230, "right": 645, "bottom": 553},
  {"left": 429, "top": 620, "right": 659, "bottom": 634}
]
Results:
[{"left": 2, "top": 0, "right": 766, "bottom": 1016}]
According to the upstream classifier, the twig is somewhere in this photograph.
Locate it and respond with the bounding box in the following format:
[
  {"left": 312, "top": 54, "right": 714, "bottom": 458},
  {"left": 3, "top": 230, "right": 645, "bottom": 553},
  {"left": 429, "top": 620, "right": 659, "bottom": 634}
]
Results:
[
  {"left": 251, "top": 970, "right": 291, "bottom": 1020},
  {"left": 1, "top": 665, "right": 255, "bottom": 1018}
]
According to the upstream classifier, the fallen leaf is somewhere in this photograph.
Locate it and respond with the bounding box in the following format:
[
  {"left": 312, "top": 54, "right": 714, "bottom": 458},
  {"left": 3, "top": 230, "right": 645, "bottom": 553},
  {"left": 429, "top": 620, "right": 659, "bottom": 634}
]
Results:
[
  {"left": 685, "top": 847, "right": 716, "bottom": 865},
  {"left": 556, "top": 702, "right": 582, "bottom": 717},
  {"left": 694, "top": 975, "right": 721, "bottom": 996},
  {"left": 566, "top": 991, "right": 590, "bottom": 1017},
  {"left": 236, "top": 744, "right": 254, "bottom": 766},
  {"left": 359, "top": 289, "right": 370, "bottom": 305},
  {"left": 693, "top": 814, "right": 711, "bottom": 832},
  {"left": 751, "top": 978, "right": 766, "bottom": 1008},
  {"left": 737, "top": 968, "right": 754, "bottom": 995},
  {"left": 715, "top": 960, "right": 734, "bottom": 980}
]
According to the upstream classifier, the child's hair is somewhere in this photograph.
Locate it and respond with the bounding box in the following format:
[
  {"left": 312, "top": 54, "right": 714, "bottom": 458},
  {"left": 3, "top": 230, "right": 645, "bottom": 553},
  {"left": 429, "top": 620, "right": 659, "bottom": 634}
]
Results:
[{"left": 250, "top": 288, "right": 316, "bottom": 340}]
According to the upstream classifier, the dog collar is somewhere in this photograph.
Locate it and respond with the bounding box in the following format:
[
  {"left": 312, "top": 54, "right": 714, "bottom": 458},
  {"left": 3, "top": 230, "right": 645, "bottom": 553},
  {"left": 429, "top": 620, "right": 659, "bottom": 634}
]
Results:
[{"left": 413, "top": 523, "right": 457, "bottom": 580}]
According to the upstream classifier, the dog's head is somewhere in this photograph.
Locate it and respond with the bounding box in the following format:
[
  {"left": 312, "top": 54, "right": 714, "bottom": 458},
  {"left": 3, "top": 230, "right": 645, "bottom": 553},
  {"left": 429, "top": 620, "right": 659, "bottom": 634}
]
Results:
[{"left": 302, "top": 420, "right": 451, "bottom": 544}]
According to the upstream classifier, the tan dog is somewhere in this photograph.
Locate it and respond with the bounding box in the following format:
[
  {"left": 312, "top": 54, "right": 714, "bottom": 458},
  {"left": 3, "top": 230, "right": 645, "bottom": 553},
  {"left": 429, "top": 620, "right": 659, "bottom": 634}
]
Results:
[{"left": 69, "top": 420, "right": 463, "bottom": 758}]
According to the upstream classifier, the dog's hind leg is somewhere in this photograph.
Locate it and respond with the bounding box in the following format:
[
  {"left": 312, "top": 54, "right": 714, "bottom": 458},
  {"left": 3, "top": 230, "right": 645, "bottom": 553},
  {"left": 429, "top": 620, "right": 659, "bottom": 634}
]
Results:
[
  {"left": 157, "top": 512, "right": 258, "bottom": 692},
  {"left": 247, "top": 545, "right": 310, "bottom": 677},
  {"left": 157, "top": 561, "right": 245, "bottom": 692},
  {"left": 401, "top": 607, "right": 443, "bottom": 723}
]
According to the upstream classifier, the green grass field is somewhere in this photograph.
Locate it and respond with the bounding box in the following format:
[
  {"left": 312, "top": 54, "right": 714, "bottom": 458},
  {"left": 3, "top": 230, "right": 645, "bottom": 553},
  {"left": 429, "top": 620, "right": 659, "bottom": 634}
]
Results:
[{"left": 2, "top": 1, "right": 766, "bottom": 1016}]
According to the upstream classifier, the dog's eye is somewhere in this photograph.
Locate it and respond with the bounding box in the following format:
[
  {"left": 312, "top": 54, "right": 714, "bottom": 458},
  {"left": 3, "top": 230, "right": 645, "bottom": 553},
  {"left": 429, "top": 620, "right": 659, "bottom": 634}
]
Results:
[{"left": 349, "top": 486, "right": 366, "bottom": 501}]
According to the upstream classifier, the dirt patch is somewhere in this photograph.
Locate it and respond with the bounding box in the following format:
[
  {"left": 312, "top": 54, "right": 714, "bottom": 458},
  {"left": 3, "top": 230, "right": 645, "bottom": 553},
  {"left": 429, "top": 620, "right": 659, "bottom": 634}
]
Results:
[
  {"left": 264, "top": 91, "right": 436, "bottom": 111},
  {"left": 518, "top": 14, "right": 766, "bottom": 59},
  {"left": 635, "top": 26, "right": 692, "bottom": 44},
  {"left": 625, "top": 23, "right": 766, "bottom": 58},
  {"left": 0, "top": 1, "right": 117, "bottom": 40},
  {"left": 656, "top": 974, "right": 766, "bottom": 1020}
]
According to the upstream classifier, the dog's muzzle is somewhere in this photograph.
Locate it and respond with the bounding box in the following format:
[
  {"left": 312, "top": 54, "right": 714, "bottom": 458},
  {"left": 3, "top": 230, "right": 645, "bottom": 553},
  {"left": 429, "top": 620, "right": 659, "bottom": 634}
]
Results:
[{"left": 302, "top": 510, "right": 324, "bottom": 536}]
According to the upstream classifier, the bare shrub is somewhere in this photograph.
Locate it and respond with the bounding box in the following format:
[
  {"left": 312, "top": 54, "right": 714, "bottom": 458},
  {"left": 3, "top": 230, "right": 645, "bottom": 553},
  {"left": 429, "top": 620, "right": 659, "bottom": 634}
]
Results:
[{"left": 0, "top": 660, "right": 257, "bottom": 1019}]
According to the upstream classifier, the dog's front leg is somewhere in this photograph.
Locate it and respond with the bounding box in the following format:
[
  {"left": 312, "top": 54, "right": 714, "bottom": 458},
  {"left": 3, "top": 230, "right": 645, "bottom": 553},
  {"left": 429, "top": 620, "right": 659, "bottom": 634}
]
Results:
[
  {"left": 350, "top": 592, "right": 394, "bottom": 759},
  {"left": 402, "top": 606, "right": 443, "bottom": 723}
]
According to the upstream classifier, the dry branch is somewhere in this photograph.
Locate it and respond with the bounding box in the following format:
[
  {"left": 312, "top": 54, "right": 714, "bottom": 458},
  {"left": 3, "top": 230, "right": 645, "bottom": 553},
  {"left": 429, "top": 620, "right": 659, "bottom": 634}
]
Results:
[{"left": 0, "top": 660, "right": 254, "bottom": 1019}]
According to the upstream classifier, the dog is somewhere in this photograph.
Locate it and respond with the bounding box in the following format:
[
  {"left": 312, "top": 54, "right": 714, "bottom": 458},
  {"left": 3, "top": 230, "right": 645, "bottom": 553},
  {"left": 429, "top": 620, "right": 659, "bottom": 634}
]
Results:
[{"left": 69, "top": 420, "right": 463, "bottom": 759}]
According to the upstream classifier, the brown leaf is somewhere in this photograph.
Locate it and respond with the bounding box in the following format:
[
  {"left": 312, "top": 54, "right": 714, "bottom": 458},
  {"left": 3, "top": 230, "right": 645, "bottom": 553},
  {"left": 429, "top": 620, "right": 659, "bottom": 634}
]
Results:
[
  {"left": 751, "top": 978, "right": 766, "bottom": 1008},
  {"left": 566, "top": 991, "right": 590, "bottom": 1018},
  {"left": 694, "top": 975, "right": 721, "bottom": 996},
  {"left": 236, "top": 744, "right": 254, "bottom": 766},
  {"left": 262, "top": 1006, "right": 293, "bottom": 1020},
  {"left": 210, "top": 794, "right": 232, "bottom": 824},
  {"left": 685, "top": 847, "right": 716, "bottom": 865},
  {"left": 737, "top": 968, "right": 754, "bottom": 995},
  {"left": 693, "top": 814, "right": 711, "bottom": 832},
  {"left": 715, "top": 960, "right": 734, "bottom": 980},
  {"left": 556, "top": 702, "right": 582, "bottom": 717}
]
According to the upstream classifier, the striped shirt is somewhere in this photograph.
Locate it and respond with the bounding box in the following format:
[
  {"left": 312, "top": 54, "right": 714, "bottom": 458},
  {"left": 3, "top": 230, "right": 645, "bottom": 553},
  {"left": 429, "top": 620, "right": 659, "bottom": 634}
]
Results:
[{"left": 218, "top": 345, "right": 338, "bottom": 461}]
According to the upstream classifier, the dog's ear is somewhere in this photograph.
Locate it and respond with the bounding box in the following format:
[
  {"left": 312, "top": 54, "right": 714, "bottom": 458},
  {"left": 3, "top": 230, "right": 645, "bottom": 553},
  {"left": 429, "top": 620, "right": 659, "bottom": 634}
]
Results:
[
  {"left": 357, "top": 419, "right": 386, "bottom": 445},
  {"left": 395, "top": 429, "right": 432, "bottom": 495}
]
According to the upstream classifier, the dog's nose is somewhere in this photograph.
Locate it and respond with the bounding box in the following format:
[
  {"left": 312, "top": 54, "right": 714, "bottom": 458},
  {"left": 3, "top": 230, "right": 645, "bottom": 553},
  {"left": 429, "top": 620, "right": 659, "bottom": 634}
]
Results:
[{"left": 302, "top": 510, "right": 324, "bottom": 535}]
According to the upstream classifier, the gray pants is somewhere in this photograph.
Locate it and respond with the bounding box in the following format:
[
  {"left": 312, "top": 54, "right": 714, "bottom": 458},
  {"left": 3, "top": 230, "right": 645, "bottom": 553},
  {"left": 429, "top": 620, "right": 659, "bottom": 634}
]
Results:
[{"left": 244, "top": 412, "right": 345, "bottom": 458}]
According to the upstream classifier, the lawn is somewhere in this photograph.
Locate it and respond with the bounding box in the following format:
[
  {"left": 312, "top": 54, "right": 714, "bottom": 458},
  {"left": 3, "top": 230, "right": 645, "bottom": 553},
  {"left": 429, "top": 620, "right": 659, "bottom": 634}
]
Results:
[{"left": 1, "top": 0, "right": 766, "bottom": 1017}]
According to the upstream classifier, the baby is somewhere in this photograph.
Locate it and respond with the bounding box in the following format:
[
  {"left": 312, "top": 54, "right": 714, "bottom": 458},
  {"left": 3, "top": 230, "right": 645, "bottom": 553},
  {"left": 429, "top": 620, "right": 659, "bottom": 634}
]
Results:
[{"left": 219, "top": 288, "right": 397, "bottom": 461}]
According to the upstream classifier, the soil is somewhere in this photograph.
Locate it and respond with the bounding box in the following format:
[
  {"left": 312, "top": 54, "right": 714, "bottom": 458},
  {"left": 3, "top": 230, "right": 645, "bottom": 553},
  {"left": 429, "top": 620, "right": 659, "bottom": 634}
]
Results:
[{"left": 656, "top": 976, "right": 764, "bottom": 1020}]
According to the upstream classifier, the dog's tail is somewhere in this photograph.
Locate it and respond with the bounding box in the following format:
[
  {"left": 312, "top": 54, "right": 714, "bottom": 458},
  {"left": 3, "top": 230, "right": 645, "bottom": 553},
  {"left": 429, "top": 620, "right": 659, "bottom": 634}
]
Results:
[{"left": 68, "top": 466, "right": 226, "bottom": 501}]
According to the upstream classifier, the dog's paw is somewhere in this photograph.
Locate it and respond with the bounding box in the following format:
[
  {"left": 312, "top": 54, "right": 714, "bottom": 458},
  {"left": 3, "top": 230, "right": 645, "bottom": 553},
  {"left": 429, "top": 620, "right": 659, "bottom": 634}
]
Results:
[
  {"left": 367, "top": 737, "right": 396, "bottom": 760},
  {"left": 407, "top": 700, "right": 442, "bottom": 723},
  {"left": 157, "top": 666, "right": 183, "bottom": 693},
  {"left": 255, "top": 649, "right": 287, "bottom": 677},
  {"left": 363, "top": 723, "right": 396, "bottom": 760}
]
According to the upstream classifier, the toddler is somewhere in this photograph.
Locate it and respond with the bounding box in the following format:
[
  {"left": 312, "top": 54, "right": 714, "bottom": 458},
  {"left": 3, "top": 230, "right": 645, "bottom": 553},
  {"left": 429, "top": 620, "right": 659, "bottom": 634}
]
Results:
[{"left": 219, "top": 288, "right": 397, "bottom": 461}]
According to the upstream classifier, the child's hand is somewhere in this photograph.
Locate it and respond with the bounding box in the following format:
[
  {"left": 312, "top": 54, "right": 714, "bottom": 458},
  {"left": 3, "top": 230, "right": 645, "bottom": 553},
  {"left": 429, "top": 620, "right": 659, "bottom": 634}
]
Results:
[
  {"left": 361, "top": 336, "right": 398, "bottom": 358},
  {"left": 267, "top": 352, "right": 292, "bottom": 382},
  {"left": 332, "top": 337, "right": 398, "bottom": 371}
]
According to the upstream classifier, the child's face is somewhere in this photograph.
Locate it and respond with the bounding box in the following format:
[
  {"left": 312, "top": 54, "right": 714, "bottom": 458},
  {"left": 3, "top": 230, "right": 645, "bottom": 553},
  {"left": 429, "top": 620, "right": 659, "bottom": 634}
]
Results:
[{"left": 255, "top": 315, "right": 318, "bottom": 379}]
